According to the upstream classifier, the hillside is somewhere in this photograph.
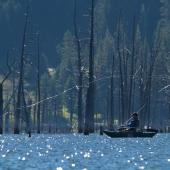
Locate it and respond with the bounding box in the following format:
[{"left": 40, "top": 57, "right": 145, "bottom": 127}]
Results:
[{"left": 0, "top": 0, "right": 160, "bottom": 68}]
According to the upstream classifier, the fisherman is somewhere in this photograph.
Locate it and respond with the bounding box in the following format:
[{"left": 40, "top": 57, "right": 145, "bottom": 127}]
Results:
[
  {"left": 118, "top": 112, "right": 139, "bottom": 131},
  {"left": 126, "top": 112, "right": 139, "bottom": 130}
]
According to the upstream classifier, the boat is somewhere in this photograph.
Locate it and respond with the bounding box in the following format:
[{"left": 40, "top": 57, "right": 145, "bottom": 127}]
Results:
[
  {"left": 103, "top": 130, "right": 157, "bottom": 138},
  {"left": 145, "top": 128, "right": 158, "bottom": 133}
]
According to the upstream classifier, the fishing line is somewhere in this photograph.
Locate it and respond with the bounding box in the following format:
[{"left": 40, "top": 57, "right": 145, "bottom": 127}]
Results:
[
  {"left": 5, "top": 73, "right": 170, "bottom": 111},
  {"left": 15, "top": 74, "right": 114, "bottom": 110},
  {"left": 158, "top": 85, "right": 170, "bottom": 93}
]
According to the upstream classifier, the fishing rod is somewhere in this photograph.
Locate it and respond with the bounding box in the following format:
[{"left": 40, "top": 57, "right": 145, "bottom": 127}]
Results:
[{"left": 137, "top": 104, "right": 146, "bottom": 113}]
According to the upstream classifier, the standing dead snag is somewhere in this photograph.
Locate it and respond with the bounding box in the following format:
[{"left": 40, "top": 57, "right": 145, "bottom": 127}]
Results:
[
  {"left": 109, "top": 51, "right": 115, "bottom": 130},
  {"left": 84, "top": 0, "right": 95, "bottom": 134},
  {"left": 0, "top": 83, "right": 3, "bottom": 134},
  {"left": 36, "top": 32, "right": 41, "bottom": 134},
  {"left": 128, "top": 16, "right": 137, "bottom": 117},
  {"left": 0, "top": 51, "right": 12, "bottom": 134},
  {"left": 117, "top": 14, "right": 125, "bottom": 124},
  {"left": 14, "top": 7, "right": 31, "bottom": 134},
  {"left": 73, "top": 0, "right": 83, "bottom": 133},
  {"left": 146, "top": 36, "right": 161, "bottom": 127},
  {"left": 14, "top": 11, "right": 28, "bottom": 134}
]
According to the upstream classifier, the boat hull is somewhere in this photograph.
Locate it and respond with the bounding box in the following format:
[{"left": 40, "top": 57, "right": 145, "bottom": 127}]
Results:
[{"left": 103, "top": 130, "right": 157, "bottom": 138}]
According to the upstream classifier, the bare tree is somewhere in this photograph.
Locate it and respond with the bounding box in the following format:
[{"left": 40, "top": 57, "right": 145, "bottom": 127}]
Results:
[
  {"left": 0, "top": 52, "right": 12, "bottom": 134},
  {"left": 73, "top": 0, "right": 83, "bottom": 133},
  {"left": 84, "top": 0, "right": 95, "bottom": 134},
  {"left": 146, "top": 38, "right": 161, "bottom": 127},
  {"left": 128, "top": 17, "right": 137, "bottom": 116},
  {"left": 109, "top": 51, "right": 115, "bottom": 130},
  {"left": 117, "top": 14, "right": 125, "bottom": 124},
  {"left": 36, "top": 32, "right": 41, "bottom": 134},
  {"left": 14, "top": 6, "right": 30, "bottom": 134}
]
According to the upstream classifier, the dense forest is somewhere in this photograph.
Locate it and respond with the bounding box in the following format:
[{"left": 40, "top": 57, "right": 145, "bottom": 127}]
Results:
[{"left": 0, "top": 0, "right": 170, "bottom": 135}]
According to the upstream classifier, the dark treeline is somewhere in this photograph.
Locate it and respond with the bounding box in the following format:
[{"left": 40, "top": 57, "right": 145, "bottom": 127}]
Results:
[{"left": 0, "top": 0, "right": 170, "bottom": 135}]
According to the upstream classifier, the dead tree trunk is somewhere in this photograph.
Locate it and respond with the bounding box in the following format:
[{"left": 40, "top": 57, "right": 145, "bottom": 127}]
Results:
[
  {"left": 69, "top": 90, "right": 74, "bottom": 128},
  {"left": 84, "top": 0, "right": 95, "bottom": 134},
  {"left": 0, "top": 52, "right": 12, "bottom": 134},
  {"left": 0, "top": 84, "right": 3, "bottom": 134},
  {"left": 12, "top": 65, "right": 16, "bottom": 129},
  {"left": 37, "top": 33, "right": 41, "bottom": 134},
  {"left": 145, "top": 33, "right": 161, "bottom": 127},
  {"left": 54, "top": 100, "right": 58, "bottom": 133},
  {"left": 73, "top": 0, "right": 83, "bottom": 133},
  {"left": 23, "top": 96, "right": 31, "bottom": 136},
  {"left": 117, "top": 15, "right": 125, "bottom": 124},
  {"left": 41, "top": 91, "right": 47, "bottom": 132},
  {"left": 33, "top": 93, "right": 36, "bottom": 130},
  {"left": 109, "top": 52, "right": 115, "bottom": 130},
  {"left": 128, "top": 17, "right": 136, "bottom": 116},
  {"left": 14, "top": 9, "right": 29, "bottom": 134},
  {"left": 5, "top": 112, "right": 10, "bottom": 133},
  {"left": 122, "top": 33, "right": 128, "bottom": 120},
  {"left": 139, "top": 39, "right": 150, "bottom": 127},
  {"left": 146, "top": 53, "right": 158, "bottom": 127}
]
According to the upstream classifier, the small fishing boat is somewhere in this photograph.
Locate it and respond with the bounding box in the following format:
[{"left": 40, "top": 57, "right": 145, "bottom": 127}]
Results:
[{"left": 103, "top": 130, "right": 157, "bottom": 138}]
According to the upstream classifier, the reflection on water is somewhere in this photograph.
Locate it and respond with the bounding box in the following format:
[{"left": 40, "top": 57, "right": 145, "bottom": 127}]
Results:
[{"left": 0, "top": 134, "right": 170, "bottom": 170}]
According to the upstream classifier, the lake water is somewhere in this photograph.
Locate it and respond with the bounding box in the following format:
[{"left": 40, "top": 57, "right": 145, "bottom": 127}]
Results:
[{"left": 0, "top": 134, "right": 170, "bottom": 170}]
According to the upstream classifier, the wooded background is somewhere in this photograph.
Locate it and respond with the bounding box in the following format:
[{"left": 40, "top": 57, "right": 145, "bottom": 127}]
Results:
[{"left": 0, "top": 0, "right": 170, "bottom": 134}]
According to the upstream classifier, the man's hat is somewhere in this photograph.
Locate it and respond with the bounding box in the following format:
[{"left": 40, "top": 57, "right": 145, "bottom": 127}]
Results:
[{"left": 131, "top": 112, "right": 138, "bottom": 116}]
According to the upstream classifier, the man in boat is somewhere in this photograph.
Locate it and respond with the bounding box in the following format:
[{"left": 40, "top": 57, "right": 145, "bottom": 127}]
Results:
[
  {"left": 119, "top": 112, "right": 139, "bottom": 132},
  {"left": 126, "top": 112, "right": 139, "bottom": 130}
]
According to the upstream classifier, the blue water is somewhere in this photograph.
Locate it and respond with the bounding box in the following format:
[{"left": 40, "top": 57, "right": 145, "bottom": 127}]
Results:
[{"left": 0, "top": 134, "right": 170, "bottom": 170}]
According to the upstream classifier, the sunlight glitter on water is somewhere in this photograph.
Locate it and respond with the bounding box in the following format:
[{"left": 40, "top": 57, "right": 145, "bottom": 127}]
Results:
[
  {"left": 0, "top": 134, "right": 170, "bottom": 169},
  {"left": 138, "top": 166, "right": 145, "bottom": 169},
  {"left": 56, "top": 167, "right": 63, "bottom": 170},
  {"left": 2, "top": 154, "right": 6, "bottom": 158},
  {"left": 71, "top": 163, "right": 76, "bottom": 167}
]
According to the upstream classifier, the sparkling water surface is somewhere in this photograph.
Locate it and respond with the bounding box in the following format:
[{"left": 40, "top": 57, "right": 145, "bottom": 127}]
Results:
[{"left": 0, "top": 134, "right": 170, "bottom": 170}]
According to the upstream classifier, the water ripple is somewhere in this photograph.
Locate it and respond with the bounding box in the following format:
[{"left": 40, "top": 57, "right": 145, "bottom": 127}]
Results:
[{"left": 0, "top": 134, "right": 169, "bottom": 169}]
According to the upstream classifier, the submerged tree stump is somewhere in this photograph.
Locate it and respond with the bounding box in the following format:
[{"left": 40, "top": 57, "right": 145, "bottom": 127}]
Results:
[{"left": 84, "top": 129, "right": 89, "bottom": 135}]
